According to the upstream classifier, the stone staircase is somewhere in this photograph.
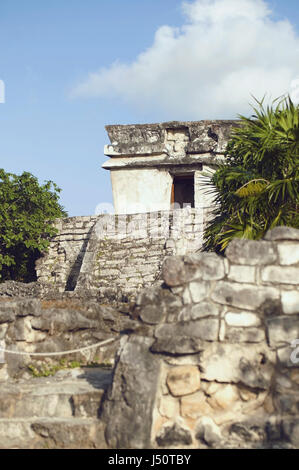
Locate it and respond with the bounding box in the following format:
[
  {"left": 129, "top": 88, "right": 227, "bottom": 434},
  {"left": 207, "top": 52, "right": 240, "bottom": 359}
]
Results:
[{"left": 0, "top": 366, "right": 112, "bottom": 449}]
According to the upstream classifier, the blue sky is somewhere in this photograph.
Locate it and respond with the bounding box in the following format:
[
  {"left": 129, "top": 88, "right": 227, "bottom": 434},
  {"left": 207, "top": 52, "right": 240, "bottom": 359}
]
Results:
[{"left": 0, "top": 0, "right": 299, "bottom": 216}]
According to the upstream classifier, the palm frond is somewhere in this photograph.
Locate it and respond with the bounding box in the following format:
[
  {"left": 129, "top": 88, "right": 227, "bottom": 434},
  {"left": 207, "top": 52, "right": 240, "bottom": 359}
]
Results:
[
  {"left": 235, "top": 179, "right": 269, "bottom": 198},
  {"left": 203, "top": 95, "right": 299, "bottom": 253}
]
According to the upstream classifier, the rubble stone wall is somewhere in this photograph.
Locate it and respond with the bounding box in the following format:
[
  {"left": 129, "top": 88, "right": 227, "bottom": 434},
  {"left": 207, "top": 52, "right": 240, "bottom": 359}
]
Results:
[
  {"left": 102, "top": 227, "right": 299, "bottom": 449},
  {"left": 0, "top": 296, "right": 138, "bottom": 381},
  {"left": 1, "top": 227, "right": 299, "bottom": 449}
]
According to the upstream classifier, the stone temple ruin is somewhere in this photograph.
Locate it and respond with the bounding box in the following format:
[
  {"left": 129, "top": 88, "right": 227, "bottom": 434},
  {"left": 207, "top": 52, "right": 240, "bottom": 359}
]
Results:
[
  {"left": 1, "top": 120, "right": 299, "bottom": 450},
  {"left": 103, "top": 120, "right": 238, "bottom": 214},
  {"left": 36, "top": 120, "right": 239, "bottom": 302}
]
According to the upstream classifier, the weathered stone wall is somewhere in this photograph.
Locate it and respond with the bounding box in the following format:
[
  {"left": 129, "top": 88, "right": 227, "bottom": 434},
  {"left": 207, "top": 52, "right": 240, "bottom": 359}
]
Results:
[
  {"left": 1, "top": 227, "right": 299, "bottom": 449},
  {"left": 0, "top": 297, "right": 138, "bottom": 381},
  {"left": 36, "top": 208, "right": 211, "bottom": 302},
  {"left": 104, "top": 120, "right": 239, "bottom": 158},
  {"left": 102, "top": 227, "right": 299, "bottom": 449}
]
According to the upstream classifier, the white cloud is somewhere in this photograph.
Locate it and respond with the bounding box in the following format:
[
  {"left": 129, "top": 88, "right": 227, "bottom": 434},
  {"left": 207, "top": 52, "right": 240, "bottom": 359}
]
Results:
[
  {"left": 71, "top": 0, "right": 299, "bottom": 119},
  {"left": 290, "top": 78, "right": 299, "bottom": 104}
]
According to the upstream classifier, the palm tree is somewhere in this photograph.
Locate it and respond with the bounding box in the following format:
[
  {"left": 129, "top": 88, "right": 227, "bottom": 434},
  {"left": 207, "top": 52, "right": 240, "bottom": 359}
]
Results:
[{"left": 203, "top": 96, "right": 299, "bottom": 253}]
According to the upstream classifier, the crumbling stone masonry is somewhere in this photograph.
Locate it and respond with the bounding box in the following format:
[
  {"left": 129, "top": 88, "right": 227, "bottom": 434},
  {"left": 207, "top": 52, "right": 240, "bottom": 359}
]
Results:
[
  {"left": 0, "top": 297, "right": 137, "bottom": 381},
  {"left": 0, "top": 227, "right": 299, "bottom": 448},
  {"left": 102, "top": 227, "right": 299, "bottom": 449}
]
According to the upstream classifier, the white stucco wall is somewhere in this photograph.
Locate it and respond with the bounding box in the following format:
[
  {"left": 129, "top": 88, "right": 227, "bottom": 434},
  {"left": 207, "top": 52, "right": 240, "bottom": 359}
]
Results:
[{"left": 110, "top": 168, "right": 173, "bottom": 214}]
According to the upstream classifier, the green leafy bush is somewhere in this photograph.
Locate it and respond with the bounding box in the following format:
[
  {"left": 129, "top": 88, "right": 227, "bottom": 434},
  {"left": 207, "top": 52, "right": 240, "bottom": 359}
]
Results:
[
  {"left": 0, "top": 169, "right": 67, "bottom": 281},
  {"left": 203, "top": 96, "right": 299, "bottom": 253}
]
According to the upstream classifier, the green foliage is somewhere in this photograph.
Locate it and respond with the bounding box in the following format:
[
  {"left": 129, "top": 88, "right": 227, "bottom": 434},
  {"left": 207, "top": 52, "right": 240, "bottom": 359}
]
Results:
[
  {"left": 0, "top": 169, "right": 67, "bottom": 281},
  {"left": 203, "top": 96, "right": 299, "bottom": 253},
  {"left": 27, "top": 359, "right": 81, "bottom": 378},
  {"left": 27, "top": 358, "right": 112, "bottom": 377}
]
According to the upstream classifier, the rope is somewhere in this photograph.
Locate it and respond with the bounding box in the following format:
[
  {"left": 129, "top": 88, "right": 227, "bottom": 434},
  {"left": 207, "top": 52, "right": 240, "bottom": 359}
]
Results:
[{"left": 0, "top": 337, "right": 117, "bottom": 357}]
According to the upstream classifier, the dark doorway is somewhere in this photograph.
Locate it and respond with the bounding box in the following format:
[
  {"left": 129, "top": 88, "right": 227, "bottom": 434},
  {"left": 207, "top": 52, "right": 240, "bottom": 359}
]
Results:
[{"left": 171, "top": 174, "right": 194, "bottom": 208}]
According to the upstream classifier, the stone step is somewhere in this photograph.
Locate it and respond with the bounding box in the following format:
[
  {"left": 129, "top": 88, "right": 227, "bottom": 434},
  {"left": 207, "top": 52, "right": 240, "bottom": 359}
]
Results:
[
  {"left": 0, "top": 417, "right": 107, "bottom": 449},
  {"left": 0, "top": 367, "right": 112, "bottom": 419}
]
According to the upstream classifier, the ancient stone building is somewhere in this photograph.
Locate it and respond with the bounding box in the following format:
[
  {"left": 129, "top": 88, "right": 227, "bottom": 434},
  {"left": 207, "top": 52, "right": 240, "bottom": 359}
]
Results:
[
  {"left": 103, "top": 120, "right": 239, "bottom": 214},
  {"left": 1, "top": 119, "right": 299, "bottom": 450},
  {"left": 36, "top": 120, "right": 239, "bottom": 301}
]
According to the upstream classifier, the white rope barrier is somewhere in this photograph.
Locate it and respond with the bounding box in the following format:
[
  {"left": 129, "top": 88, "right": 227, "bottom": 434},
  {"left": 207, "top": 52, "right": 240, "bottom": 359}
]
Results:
[{"left": 0, "top": 337, "right": 117, "bottom": 357}]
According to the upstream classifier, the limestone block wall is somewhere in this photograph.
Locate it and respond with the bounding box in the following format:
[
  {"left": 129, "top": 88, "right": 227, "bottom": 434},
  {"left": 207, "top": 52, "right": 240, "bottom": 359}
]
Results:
[
  {"left": 102, "top": 227, "right": 299, "bottom": 449},
  {"left": 36, "top": 208, "right": 212, "bottom": 301}
]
